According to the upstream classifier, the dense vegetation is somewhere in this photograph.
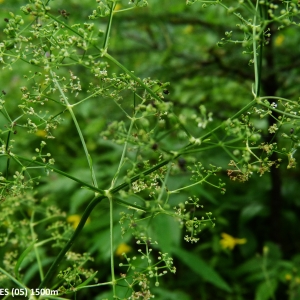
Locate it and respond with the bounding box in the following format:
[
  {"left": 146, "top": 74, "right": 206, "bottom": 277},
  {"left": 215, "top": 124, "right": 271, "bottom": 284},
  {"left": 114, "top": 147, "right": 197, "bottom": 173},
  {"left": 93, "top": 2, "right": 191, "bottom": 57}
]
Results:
[{"left": 1, "top": 0, "right": 300, "bottom": 299}]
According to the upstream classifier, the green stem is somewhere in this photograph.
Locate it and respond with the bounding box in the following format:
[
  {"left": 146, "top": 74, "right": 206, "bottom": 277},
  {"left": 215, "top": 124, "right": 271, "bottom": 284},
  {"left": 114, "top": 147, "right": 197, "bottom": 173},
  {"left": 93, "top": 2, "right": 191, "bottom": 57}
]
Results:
[
  {"left": 114, "top": 197, "right": 147, "bottom": 212},
  {"left": 68, "top": 107, "right": 98, "bottom": 187},
  {"left": 258, "top": 96, "right": 298, "bottom": 104},
  {"left": 35, "top": 237, "right": 60, "bottom": 248},
  {"left": 218, "top": 2, "right": 253, "bottom": 26},
  {"left": 182, "top": 143, "right": 233, "bottom": 155},
  {"left": 258, "top": 101, "right": 300, "bottom": 119},
  {"left": 113, "top": 7, "right": 135, "bottom": 14},
  {"left": 170, "top": 174, "right": 210, "bottom": 194},
  {"left": 0, "top": 267, "right": 30, "bottom": 293},
  {"left": 246, "top": 138, "right": 261, "bottom": 161},
  {"left": 38, "top": 195, "right": 105, "bottom": 289},
  {"left": 5, "top": 130, "right": 11, "bottom": 179},
  {"left": 50, "top": 70, "right": 98, "bottom": 188},
  {"left": 221, "top": 144, "right": 240, "bottom": 161},
  {"left": 103, "top": 2, "right": 116, "bottom": 50},
  {"left": 110, "top": 117, "right": 135, "bottom": 189},
  {"left": 0, "top": 105, "right": 13, "bottom": 123},
  {"left": 71, "top": 91, "right": 105, "bottom": 107},
  {"left": 109, "top": 195, "right": 116, "bottom": 297},
  {"left": 253, "top": 0, "right": 260, "bottom": 97},
  {"left": 13, "top": 154, "right": 104, "bottom": 194},
  {"left": 14, "top": 153, "right": 173, "bottom": 197},
  {"left": 30, "top": 212, "right": 44, "bottom": 281},
  {"left": 157, "top": 162, "right": 171, "bottom": 205}
]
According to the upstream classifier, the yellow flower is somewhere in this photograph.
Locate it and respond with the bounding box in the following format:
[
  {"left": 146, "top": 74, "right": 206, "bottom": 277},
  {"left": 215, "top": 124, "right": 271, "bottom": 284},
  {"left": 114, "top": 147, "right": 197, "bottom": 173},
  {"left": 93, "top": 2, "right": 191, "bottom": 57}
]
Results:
[
  {"left": 285, "top": 274, "right": 292, "bottom": 281},
  {"left": 35, "top": 130, "right": 47, "bottom": 137},
  {"left": 67, "top": 214, "right": 90, "bottom": 229},
  {"left": 115, "top": 243, "right": 131, "bottom": 257},
  {"left": 274, "top": 34, "right": 284, "bottom": 47},
  {"left": 3, "top": 220, "right": 9, "bottom": 227},
  {"left": 114, "top": 4, "right": 122, "bottom": 11},
  {"left": 220, "top": 232, "right": 247, "bottom": 250},
  {"left": 263, "top": 246, "right": 269, "bottom": 255},
  {"left": 183, "top": 25, "right": 194, "bottom": 34}
]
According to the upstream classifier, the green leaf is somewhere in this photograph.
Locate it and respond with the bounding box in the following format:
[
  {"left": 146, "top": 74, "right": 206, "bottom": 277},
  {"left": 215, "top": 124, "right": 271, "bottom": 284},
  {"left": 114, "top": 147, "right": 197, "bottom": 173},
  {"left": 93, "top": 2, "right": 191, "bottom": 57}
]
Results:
[
  {"left": 240, "top": 202, "right": 266, "bottom": 224},
  {"left": 77, "top": 271, "right": 98, "bottom": 288},
  {"left": 15, "top": 239, "right": 37, "bottom": 280},
  {"left": 151, "top": 214, "right": 181, "bottom": 253},
  {"left": 152, "top": 287, "right": 192, "bottom": 300},
  {"left": 173, "top": 248, "right": 231, "bottom": 292},
  {"left": 255, "top": 279, "right": 277, "bottom": 300}
]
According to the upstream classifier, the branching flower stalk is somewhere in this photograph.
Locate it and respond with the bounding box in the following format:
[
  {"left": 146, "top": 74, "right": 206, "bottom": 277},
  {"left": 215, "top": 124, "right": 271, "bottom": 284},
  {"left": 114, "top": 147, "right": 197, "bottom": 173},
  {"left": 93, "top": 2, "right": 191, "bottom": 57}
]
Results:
[
  {"left": 3, "top": 82, "right": 277, "bottom": 292},
  {"left": 103, "top": 53, "right": 193, "bottom": 139},
  {"left": 37, "top": 157, "right": 174, "bottom": 289},
  {"left": 169, "top": 173, "right": 211, "bottom": 195},
  {"left": 1, "top": 0, "right": 300, "bottom": 297}
]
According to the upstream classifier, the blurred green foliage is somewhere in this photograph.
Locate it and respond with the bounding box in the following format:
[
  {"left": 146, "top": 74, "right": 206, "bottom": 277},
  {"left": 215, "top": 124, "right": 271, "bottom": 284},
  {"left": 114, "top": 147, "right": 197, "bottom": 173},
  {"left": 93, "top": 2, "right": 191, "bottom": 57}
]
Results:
[{"left": 1, "top": 0, "right": 300, "bottom": 299}]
